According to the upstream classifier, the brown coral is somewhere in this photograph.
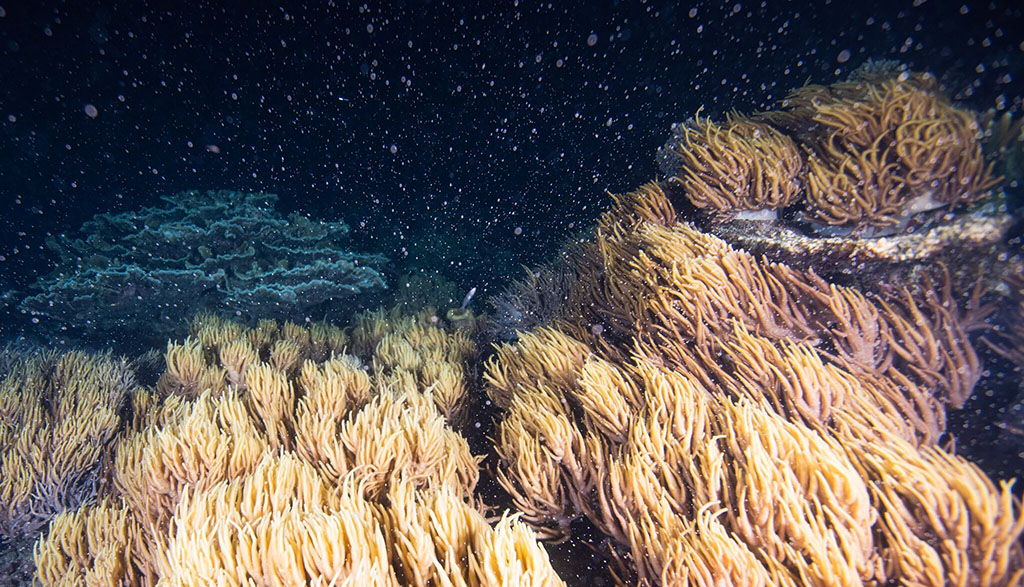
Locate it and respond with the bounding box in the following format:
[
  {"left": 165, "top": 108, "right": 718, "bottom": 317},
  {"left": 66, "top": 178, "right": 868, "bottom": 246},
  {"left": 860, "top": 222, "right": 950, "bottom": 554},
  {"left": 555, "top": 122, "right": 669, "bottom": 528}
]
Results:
[
  {"left": 665, "top": 111, "right": 804, "bottom": 216},
  {"left": 660, "top": 71, "right": 1001, "bottom": 229},
  {"left": 796, "top": 76, "right": 999, "bottom": 227},
  {"left": 486, "top": 183, "right": 1021, "bottom": 585}
]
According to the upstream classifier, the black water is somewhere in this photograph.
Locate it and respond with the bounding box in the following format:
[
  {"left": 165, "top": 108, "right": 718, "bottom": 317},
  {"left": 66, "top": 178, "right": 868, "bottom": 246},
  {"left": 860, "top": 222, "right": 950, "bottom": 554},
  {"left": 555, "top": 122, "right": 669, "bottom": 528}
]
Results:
[{"left": 1, "top": 1, "right": 1020, "bottom": 307}]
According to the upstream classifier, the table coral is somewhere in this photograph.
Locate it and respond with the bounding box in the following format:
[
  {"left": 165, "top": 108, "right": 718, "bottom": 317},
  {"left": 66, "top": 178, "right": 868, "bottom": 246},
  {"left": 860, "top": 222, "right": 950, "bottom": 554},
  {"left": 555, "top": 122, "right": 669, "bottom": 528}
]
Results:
[{"left": 17, "top": 190, "right": 387, "bottom": 347}]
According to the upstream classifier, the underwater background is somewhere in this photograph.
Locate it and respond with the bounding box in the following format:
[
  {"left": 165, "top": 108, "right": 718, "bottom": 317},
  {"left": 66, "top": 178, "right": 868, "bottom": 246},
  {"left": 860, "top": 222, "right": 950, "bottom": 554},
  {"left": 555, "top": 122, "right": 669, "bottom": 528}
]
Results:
[{"left": 1, "top": 1, "right": 1024, "bottom": 585}]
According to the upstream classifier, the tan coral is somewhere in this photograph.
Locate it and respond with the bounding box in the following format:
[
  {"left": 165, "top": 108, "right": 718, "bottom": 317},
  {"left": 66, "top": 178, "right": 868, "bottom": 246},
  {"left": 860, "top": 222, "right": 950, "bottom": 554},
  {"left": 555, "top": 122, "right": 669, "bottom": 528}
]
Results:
[
  {"left": 663, "top": 72, "right": 1001, "bottom": 228},
  {"left": 353, "top": 308, "right": 479, "bottom": 426},
  {"left": 573, "top": 185, "right": 974, "bottom": 443},
  {"left": 296, "top": 357, "right": 372, "bottom": 419},
  {"left": 847, "top": 430, "right": 1024, "bottom": 586},
  {"left": 156, "top": 338, "right": 208, "bottom": 398},
  {"left": 666, "top": 111, "right": 804, "bottom": 215},
  {"left": 34, "top": 499, "right": 138, "bottom": 587},
  {"left": 112, "top": 387, "right": 269, "bottom": 576},
  {"left": 295, "top": 389, "right": 481, "bottom": 502},
  {"left": 803, "top": 141, "right": 906, "bottom": 227},
  {"left": 487, "top": 182, "right": 1019, "bottom": 585},
  {"left": 245, "top": 362, "right": 296, "bottom": 451},
  {"left": 268, "top": 338, "right": 304, "bottom": 374},
  {"left": 308, "top": 320, "right": 348, "bottom": 361},
  {"left": 484, "top": 327, "right": 592, "bottom": 411},
  {"left": 794, "top": 75, "right": 999, "bottom": 227},
  {"left": 35, "top": 308, "right": 556, "bottom": 586},
  {"left": 154, "top": 453, "right": 395, "bottom": 586},
  {"left": 153, "top": 453, "right": 562, "bottom": 587},
  {"left": 217, "top": 337, "right": 258, "bottom": 387},
  {"left": 0, "top": 351, "right": 135, "bottom": 539}
]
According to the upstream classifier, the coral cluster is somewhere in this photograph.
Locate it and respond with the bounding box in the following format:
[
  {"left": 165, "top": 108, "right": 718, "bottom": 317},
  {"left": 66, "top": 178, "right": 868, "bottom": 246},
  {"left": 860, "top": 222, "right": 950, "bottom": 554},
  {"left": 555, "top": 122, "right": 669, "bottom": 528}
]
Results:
[
  {"left": 6, "top": 69, "right": 1021, "bottom": 586},
  {"left": 0, "top": 349, "right": 137, "bottom": 540},
  {"left": 665, "top": 110, "right": 804, "bottom": 215},
  {"left": 486, "top": 183, "right": 1023, "bottom": 585},
  {"left": 660, "top": 72, "right": 999, "bottom": 230},
  {"left": 17, "top": 190, "right": 388, "bottom": 346},
  {"left": 31, "top": 311, "right": 561, "bottom": 586}
]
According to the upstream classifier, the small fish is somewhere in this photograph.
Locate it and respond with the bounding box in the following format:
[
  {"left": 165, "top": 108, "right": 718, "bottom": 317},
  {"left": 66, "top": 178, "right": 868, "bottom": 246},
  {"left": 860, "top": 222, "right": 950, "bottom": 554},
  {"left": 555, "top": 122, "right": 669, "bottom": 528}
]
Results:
[{"left": 460, "top": 287, "right": 477, "bottom": 309}]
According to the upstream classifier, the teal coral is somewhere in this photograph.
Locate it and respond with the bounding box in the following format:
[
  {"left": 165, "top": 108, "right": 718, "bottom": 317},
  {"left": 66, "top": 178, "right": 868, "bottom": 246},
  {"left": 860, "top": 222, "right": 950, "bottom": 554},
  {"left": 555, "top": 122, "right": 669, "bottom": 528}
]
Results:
[{"left": 17, "top": 191, "right": 387, "bottom": 346}]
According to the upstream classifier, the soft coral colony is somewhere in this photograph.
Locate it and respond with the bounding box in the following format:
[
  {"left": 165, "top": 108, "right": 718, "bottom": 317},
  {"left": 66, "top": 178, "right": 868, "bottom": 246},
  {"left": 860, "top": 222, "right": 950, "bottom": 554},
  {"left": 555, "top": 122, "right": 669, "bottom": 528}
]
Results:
[
  {"left": 0, "top": 68, "right": 1021, "bottom": 586},
  {"left": 486, "top": 183, "right": 1022, "bottom": 585},
  {"left": 659, "top": 70, "right": 1000, "bottom": 229},
  {"left": 15, "top": 312, "right": 562, "bottom": 585}
]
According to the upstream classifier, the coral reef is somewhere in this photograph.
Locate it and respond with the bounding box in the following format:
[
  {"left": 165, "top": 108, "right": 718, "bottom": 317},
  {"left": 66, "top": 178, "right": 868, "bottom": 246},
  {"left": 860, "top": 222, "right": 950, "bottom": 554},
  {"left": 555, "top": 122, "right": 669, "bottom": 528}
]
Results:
[
  {"left": 657, "top": 70, "right": 1015, "bottom": 299},
  {"left": 485, "top": 183, "right": 1023, "bottom": 585},
  {"left": 31, "top": 311, "right": 560, "bottom": 586},
  {"left": 8, "top": 66, "right": 1022, "bottom": 586},
  {"left": 16, "top": 191, "right": 388, "bottom": 348},
  {"left": 660, "top": 71, "right": 999, "bottom": 230},
  {"left": 0, "top": 349, "right": 137, "bottom": 541},
  {"left": 662, "top": 111, "right": 804, "bottom": 217}
]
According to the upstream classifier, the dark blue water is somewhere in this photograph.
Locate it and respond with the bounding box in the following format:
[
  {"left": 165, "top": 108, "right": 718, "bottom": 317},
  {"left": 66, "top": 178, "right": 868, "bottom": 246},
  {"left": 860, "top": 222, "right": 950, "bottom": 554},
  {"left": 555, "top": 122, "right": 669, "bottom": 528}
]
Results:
[{"left": 2, "top": 1, "right": 1020, "bottom": 300}]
